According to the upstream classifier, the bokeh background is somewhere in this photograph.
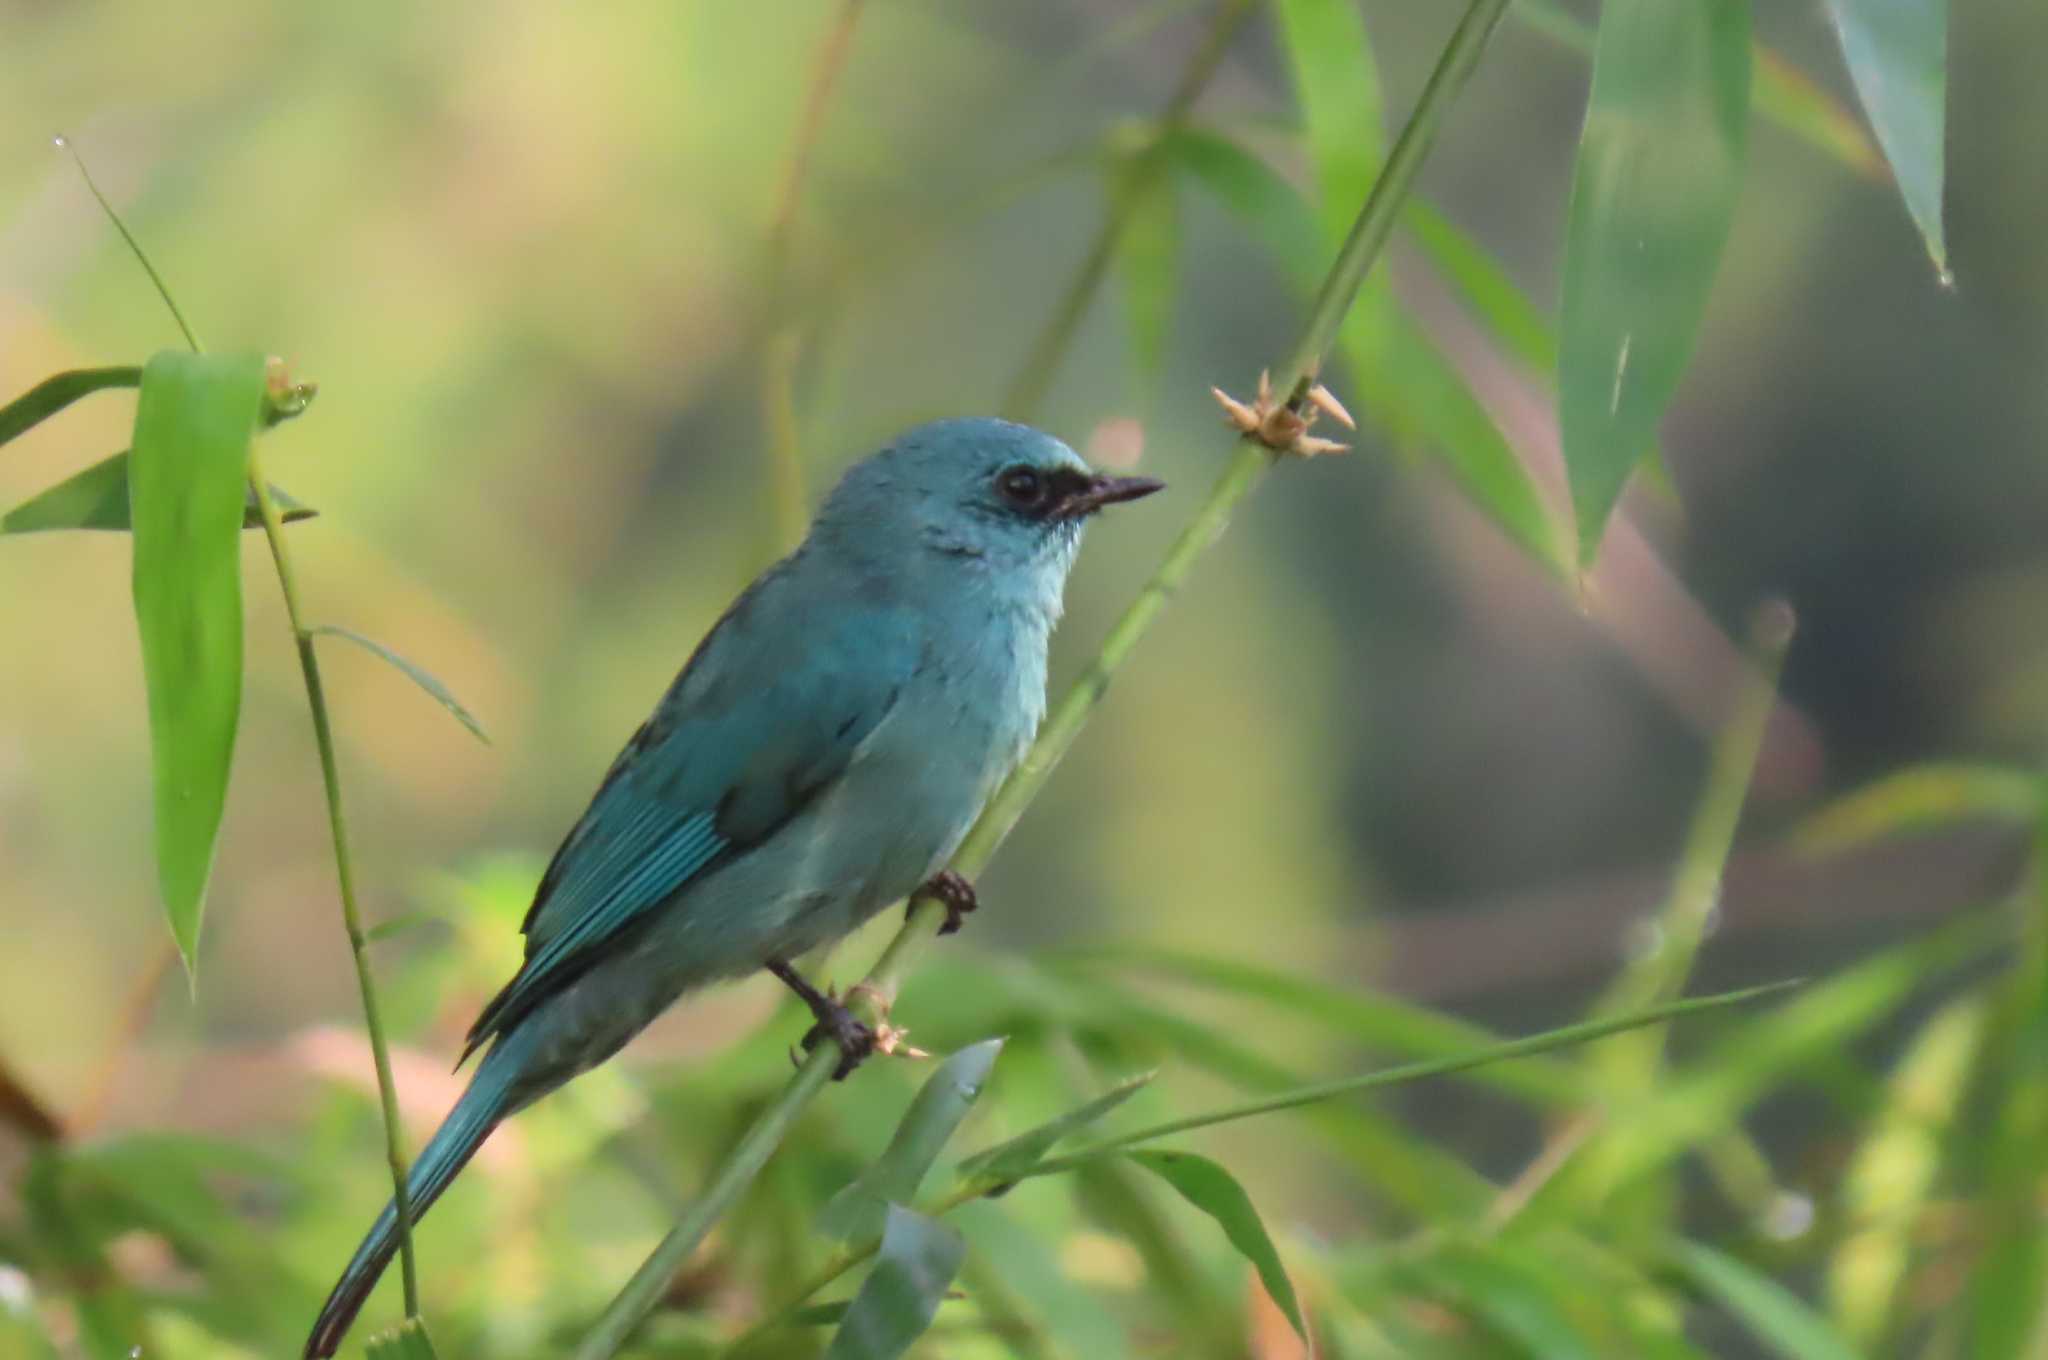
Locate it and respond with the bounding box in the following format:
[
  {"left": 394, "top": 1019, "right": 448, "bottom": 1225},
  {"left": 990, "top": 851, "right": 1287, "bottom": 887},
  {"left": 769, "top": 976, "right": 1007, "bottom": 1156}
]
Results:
[{"left": 3, "top": 1, "right": 2046, "bottom": 1356}]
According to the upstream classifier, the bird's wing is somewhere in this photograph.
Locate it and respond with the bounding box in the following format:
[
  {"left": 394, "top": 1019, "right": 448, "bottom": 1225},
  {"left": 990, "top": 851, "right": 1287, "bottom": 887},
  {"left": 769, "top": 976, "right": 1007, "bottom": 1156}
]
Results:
[{"left": 463, "top": 578, "right": 922, "bottom": 1057}]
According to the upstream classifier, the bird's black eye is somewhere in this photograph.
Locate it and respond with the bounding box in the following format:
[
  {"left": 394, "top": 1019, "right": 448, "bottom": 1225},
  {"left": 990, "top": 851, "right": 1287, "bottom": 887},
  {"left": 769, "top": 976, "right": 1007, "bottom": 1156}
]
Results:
[{"left": 996, "top": 464, "right": 1048, "bottom": 510}]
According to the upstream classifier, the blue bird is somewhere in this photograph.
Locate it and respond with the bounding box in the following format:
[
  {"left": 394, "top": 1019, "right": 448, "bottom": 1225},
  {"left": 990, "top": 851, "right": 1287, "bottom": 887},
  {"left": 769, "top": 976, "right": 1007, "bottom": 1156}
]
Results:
[{"left": 305, "top": 418, "right": 1161, "bottom": 1356}]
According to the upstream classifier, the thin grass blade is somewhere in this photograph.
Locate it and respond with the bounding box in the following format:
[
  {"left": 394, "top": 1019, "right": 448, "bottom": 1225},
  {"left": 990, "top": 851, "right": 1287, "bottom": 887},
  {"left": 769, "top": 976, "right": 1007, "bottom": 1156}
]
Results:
[
  {"left": 308, "top": 625, "right": 490, "bottom": 745},
  {"left": 0, "top": 367, "right": 140, "bottom": 448}
]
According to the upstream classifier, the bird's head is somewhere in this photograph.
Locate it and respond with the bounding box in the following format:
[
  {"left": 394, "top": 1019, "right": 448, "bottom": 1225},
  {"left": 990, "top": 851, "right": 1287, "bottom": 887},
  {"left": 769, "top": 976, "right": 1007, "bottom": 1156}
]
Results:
[{"left": 813, "top": 418, "right": 1163, "bottom": 585}]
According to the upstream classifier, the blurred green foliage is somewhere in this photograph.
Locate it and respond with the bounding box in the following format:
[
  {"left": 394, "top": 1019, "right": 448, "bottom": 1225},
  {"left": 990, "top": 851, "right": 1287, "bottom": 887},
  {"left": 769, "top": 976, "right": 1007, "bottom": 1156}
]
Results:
[{"left": 5, "top": 0, "right": 2048, "bottom": 1356}]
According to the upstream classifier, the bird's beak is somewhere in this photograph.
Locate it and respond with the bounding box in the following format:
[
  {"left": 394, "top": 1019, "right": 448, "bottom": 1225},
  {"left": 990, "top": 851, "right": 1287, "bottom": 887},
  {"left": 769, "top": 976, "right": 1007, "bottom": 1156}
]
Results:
[{"left": 1056, "top": 474, "right": 1166, "bottom": 519}]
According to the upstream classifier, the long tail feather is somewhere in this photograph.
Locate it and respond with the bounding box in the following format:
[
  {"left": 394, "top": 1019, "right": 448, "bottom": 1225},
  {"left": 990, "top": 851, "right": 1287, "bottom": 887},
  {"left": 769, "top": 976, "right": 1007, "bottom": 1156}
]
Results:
[{"left": 303, "top": 1058, "right": 518, "bottom": 1358}]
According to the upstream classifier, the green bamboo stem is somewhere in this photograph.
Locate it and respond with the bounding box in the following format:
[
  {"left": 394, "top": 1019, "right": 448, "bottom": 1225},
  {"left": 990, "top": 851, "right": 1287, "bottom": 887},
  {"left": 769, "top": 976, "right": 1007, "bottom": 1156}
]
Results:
[
  {"left": 579, "top": 3, "right": 1515, "bottom": 1353},
  {"left": 1001, "top": 0, "right": 1256, "bottom": 422},
  {"left": 247, "top": 455, "right": 420, "bottom": 1317}
]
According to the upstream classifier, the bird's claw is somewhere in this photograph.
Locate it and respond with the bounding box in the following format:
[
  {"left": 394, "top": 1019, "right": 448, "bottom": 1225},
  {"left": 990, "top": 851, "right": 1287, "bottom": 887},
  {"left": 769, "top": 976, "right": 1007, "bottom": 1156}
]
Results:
[
  {"left": 1211, "top": 367, "right": 1354, "bottom": 458},
  {"left": 916, "top": 869, "right": 980, "bottom": 936},
  {"left": 799, "top": 1002, "right": 877, "bottom": 1081}
]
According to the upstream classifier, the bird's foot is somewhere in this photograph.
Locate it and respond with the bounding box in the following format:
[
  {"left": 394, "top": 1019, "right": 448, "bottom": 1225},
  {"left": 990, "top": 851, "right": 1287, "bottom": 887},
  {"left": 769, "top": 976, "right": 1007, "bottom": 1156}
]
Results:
[
  {"left": 916, "top": 869, "right": 980, "bottom": 936},
  {"left": 799, "top": 998, "right": 877, "bottom": 1082}
]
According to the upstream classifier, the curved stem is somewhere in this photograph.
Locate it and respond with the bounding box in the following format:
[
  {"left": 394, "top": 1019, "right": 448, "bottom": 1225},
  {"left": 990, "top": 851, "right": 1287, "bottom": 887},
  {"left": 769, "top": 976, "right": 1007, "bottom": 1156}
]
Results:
[
  {"left": 247, "top": 454, "right": 419, "bottom": 1316},
  {"left": 580, "top": 3, "right": 1513, "bottom": 1353}
]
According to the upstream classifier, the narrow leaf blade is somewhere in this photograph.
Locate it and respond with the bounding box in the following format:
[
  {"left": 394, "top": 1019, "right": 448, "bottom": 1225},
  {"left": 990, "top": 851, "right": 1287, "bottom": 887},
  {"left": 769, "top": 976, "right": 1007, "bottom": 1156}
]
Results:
[
  {"left": 1823, "top": 0, "right": 1948, "bottom": 272},
  {"left": 822, "top": 1205, "right": 965, "bottom": 1360},
  {"left": 819, "top": 1038, "right": 1002, "bottom": 1241},
  {"left": 956, "top": 1068, "right": 1156, "bottom": 1182},
  {"left": 130, "top": 350, "right": 267, "bottom": 976},
  {"left": 1560, "top": 0, "right": 1751, "bottom": 563},
  {"left": 1675, "top": 1240, "right": 1862, "bottom": 1360},
  {"left": 1792, "top": 762, "right": 2038, "bottom": 857},
  {"left": 0, "top": 366, "right": 140, "bottom": 449},
  {"left": 1, "top": 449, "right": 314, "bottom": 535},
  {"left": 1129, "top": 1148, "right": 1306, "bottom": 1341},
  {"left": 309, "top": 625, "right": 490, "bottom": 745}
]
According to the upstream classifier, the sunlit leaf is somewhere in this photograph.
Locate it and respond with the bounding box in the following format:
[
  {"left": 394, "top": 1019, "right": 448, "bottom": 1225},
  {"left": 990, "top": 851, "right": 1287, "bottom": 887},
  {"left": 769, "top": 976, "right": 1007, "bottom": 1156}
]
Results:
[
  {"left": 309, "top": 625, "right": 491, "bottom": 745},
  {"left": 1397, "top": 1240, "right": 1600, "bottom": 1360},
  {"left": 822, "top": 1205, "right": 965, "bottom": 1360},
  {"left": 1674, "top": 1241, "right": 1861, "bottom": 1360},
  {"left": 0, "top": 366, "right": 140, "bottom": 449},
  {"left": 129, "top": 350, "right": 268, "bottom": 977},
  {"left": 1827, "top": 997, "right": 1984, "bottom": 1344},
  {"left": 1129, "top": 1148, "right": 1306, "bottom": 1340},
  {"left": 819, "top": 1038, "right": 1002, "bottom": 1241},
  {"left": 1792, "top": 763, "right": 2037, "bottom": 856},
  {"left": 955, "top": 1067, "right": 1154, "bottom": 1183},
  {"left": 1823, "top": 0, "right": 1948, "bottom": 273},
  {"left": 1, "top": 449, "right": 313, "bottom": 535},
  {"left": 1560, "top": 0, "right": 1750, "bottom": 563}
]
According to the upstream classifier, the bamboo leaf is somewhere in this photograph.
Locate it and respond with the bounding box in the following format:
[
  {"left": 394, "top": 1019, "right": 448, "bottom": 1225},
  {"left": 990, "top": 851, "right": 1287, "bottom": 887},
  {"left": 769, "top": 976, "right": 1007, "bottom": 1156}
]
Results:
[
  {"left": 1791, "top": 762, "right": 2036, "bottom": 857},
  {"left": 1823, "top": 0, "right": 1948, "bottom": 274},
  {"left": 0, "top": 366, "right": 140, "bottom": 448},
  {"left": 822, "top": 1205, "right": 965, "bottom": 1360},
  {"left": 1398, "top": 1240, "right": 1600, "bottom": 1360},
  {"left": 308, "top": 625, "right": 490, "bottom": 745},
  {"left": 1826, "top": 998, "right": 1984, "bottom": 1344},
  {"left": 819, "top": 1039, "right": 1003, "bottom": 1241},
  {"left": 129, "top": 350, "right": 267, "bottom": 977},
  {"left": 1, "top": 449, "right": 313, "bottom": 535},
  {"left": 1129, "top": 1148, "right": 1307, "bottom": 1341},
  {"left": 1674, "top": 1241, "right": 1863, "bottom": 1360},
  {"left": 1515, "top": 1, "right": 1883, "bottom": 178},
  {"left": 956, "top": 1068, "right": 1155, "bottom": 1183},
  {"left": 1161, "top": 126, "right": 1322, "bottom": 276},
  {"left": 1560, "top": 0, "right": 1750, "bottom": 563}
]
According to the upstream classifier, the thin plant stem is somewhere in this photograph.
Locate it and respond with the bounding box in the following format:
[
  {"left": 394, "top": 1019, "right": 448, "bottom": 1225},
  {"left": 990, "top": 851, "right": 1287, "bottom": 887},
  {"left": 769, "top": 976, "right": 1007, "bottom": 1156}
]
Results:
[
  {"left": 724, "top": 983, "right": 1789, "bottom": 1351},
  {"left": 1001, "top": 0, "right": 1256, "bottom": 422},
  {"left": 760, "top": 0, "right": 867, "bottom": 553},
  {"left": 579, "top": 4, "right": 1515, "bottom": 1353},
  {"left": 247, "top": 457, "right": 420, "bottom": 1317},
  {"left": 53, "top": 137, "right": 202, "bottom": 353},
  {"left": 69, "top": 938, "right": 179, "bottom": 1133}
]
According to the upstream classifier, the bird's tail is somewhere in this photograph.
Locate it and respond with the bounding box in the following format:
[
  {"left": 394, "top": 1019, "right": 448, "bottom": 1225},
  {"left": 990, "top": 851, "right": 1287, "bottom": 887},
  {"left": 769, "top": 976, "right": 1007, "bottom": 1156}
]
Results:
[{"left": 304, "top": 1054, "right": 521, "bottom": 1358}]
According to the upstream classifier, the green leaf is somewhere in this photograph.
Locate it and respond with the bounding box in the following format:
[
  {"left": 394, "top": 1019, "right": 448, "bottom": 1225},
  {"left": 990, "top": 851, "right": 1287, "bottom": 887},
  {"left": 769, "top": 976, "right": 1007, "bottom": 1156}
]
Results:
[
  {"left": 365, "top": 1317, "right": 442, "bottom": 1360},
  {"left": 1673, "top": 1241, "right": 1862, "bottom": 1360},
  {"left": 1559, "top": 0, "right": 1751, "bottom": 564},
  {"left": 1129, "top": 1148, "right": 1306, "bottom": 1341},
  {"left": 1823, "top": 0, "right": 1948, "bottom": 274},
  {"left": 1270, "top": 0, "right": 1383, "bottom": 243},
  {"left": 1403, "top": 200, "right": 1557, "bottom": 372},
  {"left": 1115, "top": 161, "right": 1179, "bottom": 403},
  {"left": 1, "top": 449, "right": 314, "bottom": 535},
  {"left": 1515, "top": 1, "right": 1884, "bottom": 179},
  {"left": 1019, "top": 984, "right": 1792, "bottom": 1181},
  {"left": 818, "top": 1038, "right": 1002, "bottom": 1241},
  {"left": 1826, "top": 998, "right": 1984, "bottom": 1345},
  {"left": 1398, "top": 1240, "right": 1601, "bottom": 1360},
  {"left": 129, "top": 350, "right": 268, "bottom": 977},
  {"left": 955, "top": 1068, "right": 1155, "bottom": 1183},
  {"left": 0, "top": 366, "right": 141, "bottom": 448},
  {"left": 952, "top": 1200, "right": 1128, "bottom": 1360},
  {"left": 309, "top": 625, "right": 491, "bottom": 745},
  {"left": 1064, "top": 945, "right": 1585, "bottom": 1104},
  {"left": 1791, "top": 763, "right": 2037, "bottom": 857},
  {"left": 1161, "top": 127, "right": 1322, "bottom": 279},
  {"left": 788, "top": 1301, "right": 852, "bottom": 1327},
  {"left": 822, "top": 1205, "right": 965, "bottom": 1360}
]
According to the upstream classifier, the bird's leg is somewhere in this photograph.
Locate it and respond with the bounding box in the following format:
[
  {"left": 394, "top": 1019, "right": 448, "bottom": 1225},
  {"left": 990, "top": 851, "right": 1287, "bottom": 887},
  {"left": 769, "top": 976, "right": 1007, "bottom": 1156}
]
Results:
[
  {"left": 914, "top": 869, "right": 980, "bottom": 936},
  {"left": 767, "top": 958, "right": 875, "bottom": 1080}
]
